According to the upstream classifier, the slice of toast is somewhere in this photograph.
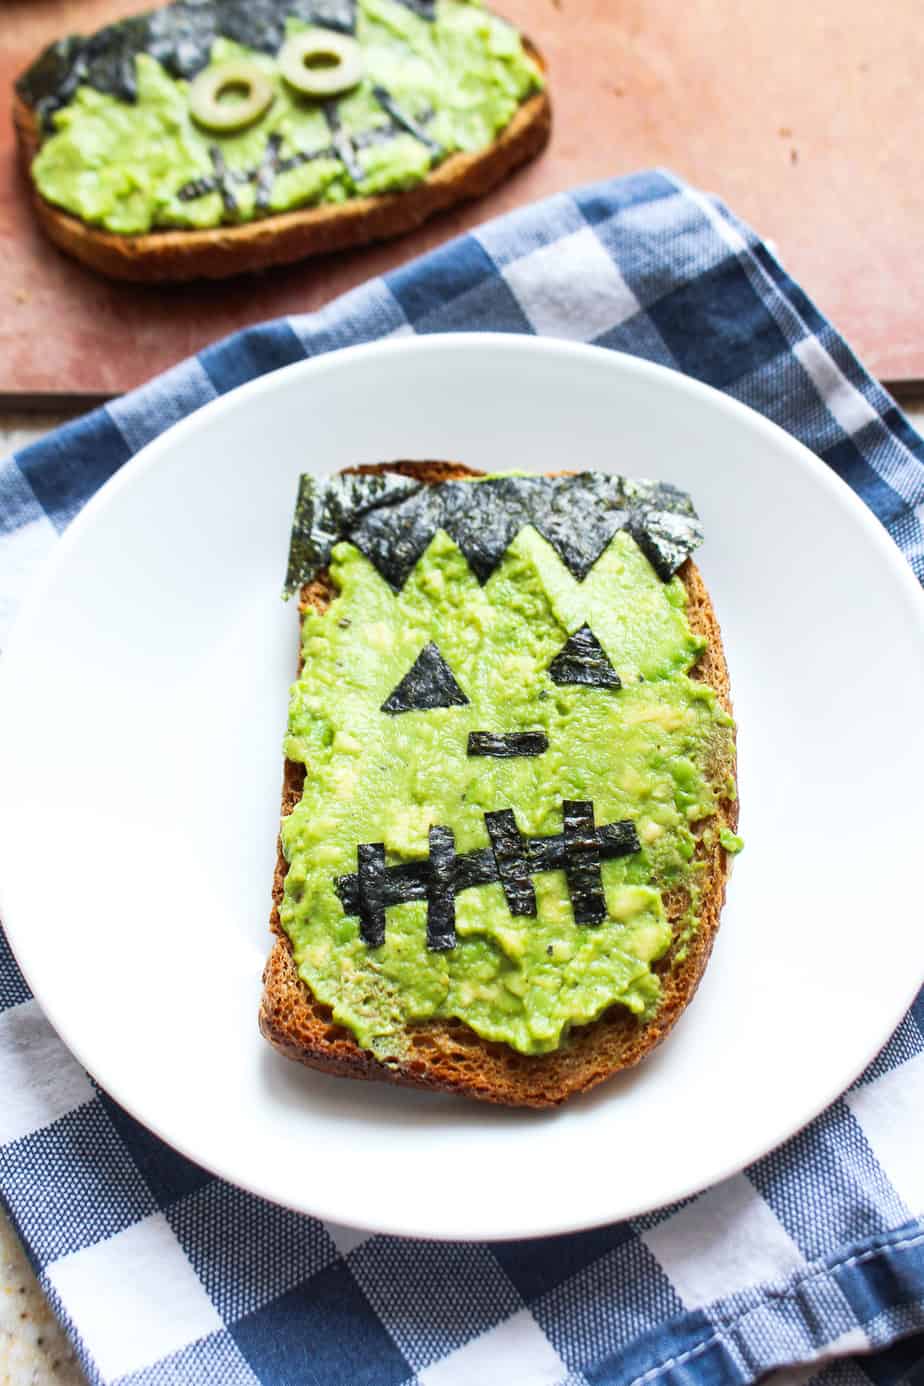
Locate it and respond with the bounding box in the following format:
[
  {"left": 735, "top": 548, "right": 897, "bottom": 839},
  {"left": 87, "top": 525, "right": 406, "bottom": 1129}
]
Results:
[
  {"left": 12, "top": 44, "right": 549, "bottom": 284},
  {"left": 260, "top": 461, "right": 738, "bottom": 1108}
]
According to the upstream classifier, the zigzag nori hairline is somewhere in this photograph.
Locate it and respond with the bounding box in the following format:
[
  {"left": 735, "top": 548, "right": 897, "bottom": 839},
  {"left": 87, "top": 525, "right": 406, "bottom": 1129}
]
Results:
[{"left": 283, "top": 468, "right": 704, "bottom": 595}]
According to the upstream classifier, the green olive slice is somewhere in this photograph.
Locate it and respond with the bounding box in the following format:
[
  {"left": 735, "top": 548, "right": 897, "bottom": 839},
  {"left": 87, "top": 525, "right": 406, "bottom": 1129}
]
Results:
[
  {"left": 189, "top": 61, "right": 275, "bottom": 133},
  {"left": 278, "top": 30, "right": 365, "bottom": 99}
]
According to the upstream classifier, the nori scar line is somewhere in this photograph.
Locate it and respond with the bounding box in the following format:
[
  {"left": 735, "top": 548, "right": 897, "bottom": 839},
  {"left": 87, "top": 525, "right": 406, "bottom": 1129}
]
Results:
[
  {"left": 381, "top": 642, "right": 469, "bottom": 714},
  {"left": 485, "top": 809, "right": 536, "bottom": 917},
  {"left": 284, "top": 471, "right": 704, "bottom": 594},
  {"left": 372, "top": 85, "right": 442, "bottom": 157},
  {"left": 18, "top": 0, "right": 439, "bottom": 127},
  {"left": 548, "top": 624, "right": 621, "bottom": 689},
  {"left": 337, "top": 803, "right": 642, "bottom": 949},
  {"left": 467, "top": 731, "right": 549, "bottom": 758}
]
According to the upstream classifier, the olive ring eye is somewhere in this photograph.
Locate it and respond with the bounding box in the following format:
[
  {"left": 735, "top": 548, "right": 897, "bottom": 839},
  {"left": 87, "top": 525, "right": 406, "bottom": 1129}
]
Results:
[
  {"left": 279, "top": 30, "right": 365, "bottom": 99},
  {"left": 189, "top": 60, "right": 274, "bottom": 133}
]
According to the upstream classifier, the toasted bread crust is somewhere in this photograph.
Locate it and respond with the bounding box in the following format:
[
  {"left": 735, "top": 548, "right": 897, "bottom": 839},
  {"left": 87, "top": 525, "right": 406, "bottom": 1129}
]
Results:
[
  {"left": 259, "top": 461, "right": 738, "bottom": 1107},
  {"left": 12, "top": 46, "right": 550, "bottom": 283}
]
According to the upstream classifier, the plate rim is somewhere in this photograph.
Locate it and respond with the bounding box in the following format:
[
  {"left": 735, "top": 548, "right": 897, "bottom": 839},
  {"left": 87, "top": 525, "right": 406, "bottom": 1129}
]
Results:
[{"left": 2, "top": 332, "right": 924, "bottom": 1240}]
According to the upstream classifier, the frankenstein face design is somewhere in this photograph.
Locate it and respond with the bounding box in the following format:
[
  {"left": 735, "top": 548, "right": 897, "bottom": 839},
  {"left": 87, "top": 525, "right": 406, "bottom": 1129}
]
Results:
[{"left": 280, "top": 473, "right": 733, "bottom": 1058}]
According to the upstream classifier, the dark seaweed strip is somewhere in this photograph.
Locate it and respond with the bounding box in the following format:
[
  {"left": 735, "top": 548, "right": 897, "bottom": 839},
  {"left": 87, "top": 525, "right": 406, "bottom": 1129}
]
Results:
[
  {"left": 598, "top": 820, "right": 641, "bottom": 857},
  {"left": 287, "top": 472, "right": 703, "bottom": 593},
  {"left": 254, "top": 131, "right": 283, "bottom": 211},
  {"left": 426, "top": 826, "right": 457, "bottom": 951},
  {"left": 381, "top": 642, "right": 468, "bottom": 715},
  {"left": 562, "top": 801, "right": 606, "bottom": 926},
  {"left": 484, "top": 809, "right": 536, "bottom": 918},
  {"left": 209, "top": 146, "right": 238, "bottom": 214},
  {"left": 467, "top": 731, "right": 549, "bottom": 758},
  {"left": 289, "top": 0, "right": 357, "bottom": 33},
  {"left": 548, "top": 625, "right": 621, "bottom": 689},
  {"left": 324, "top": 101, "right": 363, "bottom": 184},
  {"left": 372, "top": 86, "right": 442, "bottom": 157},
  {"left": 356, "top": 841, "right": 387, "bottom": 947},
  {"left": 394, "top": 0, "right": 437, "bottom": 19}
]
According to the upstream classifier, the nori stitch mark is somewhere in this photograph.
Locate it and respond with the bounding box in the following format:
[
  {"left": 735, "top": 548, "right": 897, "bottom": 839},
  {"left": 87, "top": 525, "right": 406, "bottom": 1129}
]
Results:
[
  {"left": 336, "top": 804, "right": 641, "bottom": 947},
  {"left": 284, "top": 472, "right": 703, "bottom": 594},
  {"left": 254, "top": 131, "right": 283, "bottom": 211},
  {"left": 381, "top": 642, "right": 469, "bottom": 715},
  {"left": 427, "top": 825, "right": 457, "bottom": 951},
  {"left": 324, "top": 100, "right": 363, "bottom": 183},
  {"left": 372, "top": 85, "right": 442, "bottom": 157},
  {"left": 548, "top": 625, "right": 621, "bottom": 689},
  {"left": 356, "top": 841, "right": 386, "bottom": 947},
  {"left": 485, "top": 809, "right": 537, "bottom": 917},
  {"left": 562, "top": 800, "right": 606, "bottom": 925},
  {"left": 209, "top": 145, "right": 238, "bottom": 214},
  {"left": 467, "top": 731, "right": 549, "bottom": 758}
]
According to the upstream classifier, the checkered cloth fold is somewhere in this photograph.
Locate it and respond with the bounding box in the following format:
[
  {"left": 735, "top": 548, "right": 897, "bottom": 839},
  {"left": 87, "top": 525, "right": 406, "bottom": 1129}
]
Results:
[{"left": 1, "top": 170, "right": 923, "bottom": 1386}]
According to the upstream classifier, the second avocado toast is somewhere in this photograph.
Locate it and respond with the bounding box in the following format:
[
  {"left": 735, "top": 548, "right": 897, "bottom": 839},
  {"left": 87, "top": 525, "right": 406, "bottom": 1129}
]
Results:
[{"left": 261, "top": 462, "right": 740, "bottom": 1107}]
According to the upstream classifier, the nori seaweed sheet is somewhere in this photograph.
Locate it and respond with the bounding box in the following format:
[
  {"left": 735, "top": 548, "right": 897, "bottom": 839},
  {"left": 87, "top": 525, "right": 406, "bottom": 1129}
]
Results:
[
  {"left": 426, "top": 825, "right": 457, "bottom": 951},
  {"left": 467, "top": 731, "right": 549, "bottom": 758},
  {"left": 16, "top": 0, "right": 380, "bottom": 126},
  {"left": 561, "top": 800, "right": 606, "bottom": 926},
  {"left": 356, "top": 841, "right": 387, "bottom": 947},
  {"left": 284, "top": 471, "right": 703, "bottom": 593},
  {"left": 548, "top": 624, "right": 621, "bottom": 689},
  {"left": 324, "top": 101, "right": 363, "bottom": 184},
  {"left": 381, "top": 642, "right": 469, "bottom": 714},
  {"left": 335, "top": 803, "right": 642, "bottom": 945},
  {"left": 484, "top": 809, "right": 537, "bottom": 918}
]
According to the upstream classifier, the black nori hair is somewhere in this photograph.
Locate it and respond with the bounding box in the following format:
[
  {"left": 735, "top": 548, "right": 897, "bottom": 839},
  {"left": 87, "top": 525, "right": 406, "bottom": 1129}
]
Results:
[{"left": 284, "top": 471, "right": 703, "bottom": 595}]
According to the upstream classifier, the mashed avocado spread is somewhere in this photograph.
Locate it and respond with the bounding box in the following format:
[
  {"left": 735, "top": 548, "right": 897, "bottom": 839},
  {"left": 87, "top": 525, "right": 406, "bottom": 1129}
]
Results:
[
  {"left": 280, "top": 524, "right": 736, "bottom": 1059},
  {"left": 30, "top": 0, "right": 542, "bottom": 235}
]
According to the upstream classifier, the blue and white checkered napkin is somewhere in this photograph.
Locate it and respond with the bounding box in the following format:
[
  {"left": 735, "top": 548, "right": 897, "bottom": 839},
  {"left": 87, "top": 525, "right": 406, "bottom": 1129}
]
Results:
[{"left": 2, "top": 170, "right": 923, "bottom": 1386}]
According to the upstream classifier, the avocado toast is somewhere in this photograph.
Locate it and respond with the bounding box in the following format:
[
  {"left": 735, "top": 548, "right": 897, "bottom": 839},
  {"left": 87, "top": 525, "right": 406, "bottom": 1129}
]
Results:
[
  {"left": 13, "top": 0, "right": 550, "bottom": 282},
  {"left": 260, "top": 461, "right": 739, "bottom": 1107}
]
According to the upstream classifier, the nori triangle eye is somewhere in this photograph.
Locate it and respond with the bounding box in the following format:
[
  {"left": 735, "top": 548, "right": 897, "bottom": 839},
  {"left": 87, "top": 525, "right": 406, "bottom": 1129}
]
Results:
[
  {"left": 381, "top": 641, "right": 469, "bottom": 715},
  {"left": 548, "top": 625, "right": 621, "bottom": 689}
]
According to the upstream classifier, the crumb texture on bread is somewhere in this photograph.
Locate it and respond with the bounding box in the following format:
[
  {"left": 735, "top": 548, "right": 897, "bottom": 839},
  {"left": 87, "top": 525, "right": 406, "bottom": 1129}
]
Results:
[{"left": 260, "top": 462, "right": 738, "bottom": 1107}]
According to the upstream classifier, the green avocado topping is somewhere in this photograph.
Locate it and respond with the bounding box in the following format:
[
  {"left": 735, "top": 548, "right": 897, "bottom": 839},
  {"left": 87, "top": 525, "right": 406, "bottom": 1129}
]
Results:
[
  {"left": 30, "top": 0, "right": 542, "bottom": 235},
  {"left": 279, "top": 526, "right": 737, "bottom": 1059}
]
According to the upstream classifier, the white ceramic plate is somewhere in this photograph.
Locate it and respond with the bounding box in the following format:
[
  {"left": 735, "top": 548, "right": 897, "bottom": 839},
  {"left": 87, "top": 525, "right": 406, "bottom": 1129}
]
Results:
[{"left": 2, "top": 335, "right": 923, "bottom": 1241}]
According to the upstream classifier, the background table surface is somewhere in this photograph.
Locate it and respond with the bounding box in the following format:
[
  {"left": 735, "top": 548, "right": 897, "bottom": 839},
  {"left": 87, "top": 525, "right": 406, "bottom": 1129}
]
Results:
[{"left": 3, "top": 0, "right": 924, "bottom": 402}]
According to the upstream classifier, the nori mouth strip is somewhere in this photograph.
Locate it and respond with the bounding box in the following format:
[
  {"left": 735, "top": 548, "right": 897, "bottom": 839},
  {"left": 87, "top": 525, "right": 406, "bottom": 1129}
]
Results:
[
  {"left": 17, "top": 0, "right": 370, "bottom": 126},
  {"left": 562, "top": 800, "right": 606, "bottom": 925},
  {"left": 467, "top": 731, "right": 549, "bottom": 758},
  {"left": 284, "top": 472, "right": 704, "bottom": 594},
  {"left": 336, "top": 803, "right": 641, "bottom": 947},
  {"left": 209, "top": 146, "right": 238, "bottom": 215},
  {"left": 381, "top": 642, "right": 469, "bottom": 715},
  {"left": 426, "top": 826, "right": 457, "bottom": 951},
  {"left": 356, "top": 841, "right": 387, "bottom": 947},
  {"left": 254, "top": 131, "right": 283, "bottom": 211},
  {"left": 485, "top": 809, "right": 537, "bottom": 917},
  {"left": 324, "top": 102, "right": 363, "bottom": 184},
  {"left": 548, "top": 624, "right": 621, "bottom": 689}
]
